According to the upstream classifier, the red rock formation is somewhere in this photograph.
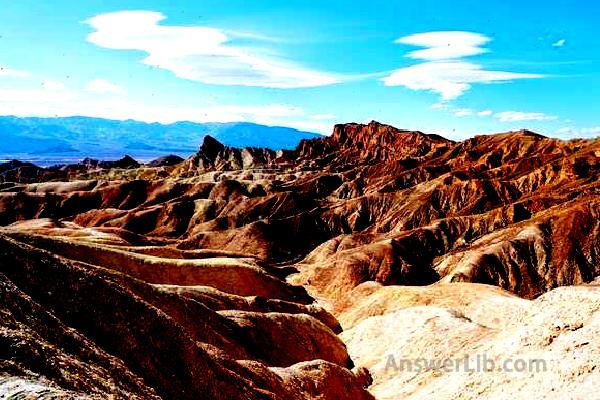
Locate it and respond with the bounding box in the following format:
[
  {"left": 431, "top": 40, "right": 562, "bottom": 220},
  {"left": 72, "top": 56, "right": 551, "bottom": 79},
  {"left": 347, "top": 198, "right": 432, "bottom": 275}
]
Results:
[{"left": 0, "top": 234, "right": 373, "bottom": 399}]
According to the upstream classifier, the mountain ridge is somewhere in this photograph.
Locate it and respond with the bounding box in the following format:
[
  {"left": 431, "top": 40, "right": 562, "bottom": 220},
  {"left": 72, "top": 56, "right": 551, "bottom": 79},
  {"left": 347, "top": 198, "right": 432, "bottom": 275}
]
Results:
[{"left": 0, "top": 115, "right": 322, "bottom": 161}]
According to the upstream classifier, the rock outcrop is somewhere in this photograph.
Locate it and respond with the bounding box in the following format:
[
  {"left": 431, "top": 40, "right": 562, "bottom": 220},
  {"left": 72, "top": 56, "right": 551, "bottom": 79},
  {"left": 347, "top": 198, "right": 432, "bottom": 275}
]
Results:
[
  {"left": 339, "top": 283, "right": 600, "bottom": 400},
  {"left": 172, "top": 135, "right": 284, "bottom": 176},
  {"left": 0, "top": 160, "right": 60, "bottom": 183}
]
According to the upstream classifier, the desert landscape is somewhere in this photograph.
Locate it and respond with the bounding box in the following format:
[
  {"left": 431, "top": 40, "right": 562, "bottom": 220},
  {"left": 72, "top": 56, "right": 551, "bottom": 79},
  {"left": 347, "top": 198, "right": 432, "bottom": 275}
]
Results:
[
  {"left": 1, "top": 121, "right": 599, "bottom": 399},
  {"left": 2, "top": 1, "right": 599, "bottom": 398}
]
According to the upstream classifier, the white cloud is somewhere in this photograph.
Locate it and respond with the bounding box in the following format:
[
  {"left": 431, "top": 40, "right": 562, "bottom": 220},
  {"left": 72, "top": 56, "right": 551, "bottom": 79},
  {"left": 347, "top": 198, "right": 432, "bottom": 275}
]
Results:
[
  {"left": 383, "top": 31, "right": 545, "bottom": 100},
  {"left": 454, "top": 108, "right": 473, "bottom": 117},
  {"left": 552, "top": 39, "right": 566, "bottom": 47},
  {"left": 85, "top": 79, "right": 126, "bottom": 95},
  {"left": 85, "top": 11, "right": 341, "bottom": 89},
  {"left": 0, "top": 94, "right": 301, "bottom": 124},
  {"left": 395, "top": 31, "right": 490, "bottom": 60},
  {"left": 430, "top": 103, "right": 444, "bottom": 109},
  {"left": 206, "top": 104, "right": 304, "bottom": 120},
  {"left": 579, "top": 127, "right": 599, "bottom": 135},
  {"left": 383, "top": 60, "right": 543, "bottom": 100},
  {"left": 310, "top": 113, "right": 336, "bottom": 120},
  {"left": 0, "top": 67, "right": 29, "bottom": 78},
  {"left": 0, "top": 87, "right": 75, "bottom": 104},
  {"left": 555, "top": 126, "right": 600, "bottom": 138},
  {"left": 0, "top": 84, "right": 331, "bottom": 132},
  {"left": 41, "top": 80, "right": 67, "bottom": 91},
  {"left": 494, "top": 111, "right": 557, "bottom": 122},
  {"left": 437, "top": 105, "right": 556, "bottom": 123},
  {"left": 451, "top": 108, "right": 492, "bottom": 118}
]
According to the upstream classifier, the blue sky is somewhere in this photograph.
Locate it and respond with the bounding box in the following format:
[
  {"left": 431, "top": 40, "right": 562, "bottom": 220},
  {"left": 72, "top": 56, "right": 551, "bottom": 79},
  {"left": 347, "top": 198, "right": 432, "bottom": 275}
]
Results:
[{"left": 0, "top": 0, "right": 598, "bottom": 139}]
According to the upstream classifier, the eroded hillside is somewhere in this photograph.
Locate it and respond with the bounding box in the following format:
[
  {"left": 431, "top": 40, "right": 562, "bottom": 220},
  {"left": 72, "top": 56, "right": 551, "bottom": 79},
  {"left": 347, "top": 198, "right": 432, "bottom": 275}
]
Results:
[{"left": 1, "top": 121, "right": 599, "bottom": 398}]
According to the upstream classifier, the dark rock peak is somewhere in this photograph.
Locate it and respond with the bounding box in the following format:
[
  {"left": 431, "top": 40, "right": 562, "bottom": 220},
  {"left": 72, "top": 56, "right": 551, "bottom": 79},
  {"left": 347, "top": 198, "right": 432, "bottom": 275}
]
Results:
[
  {"left": 98, "top": 155, "right": 140, "bottom": 170},
  {"left": 81, "top": 157, "right": 99, "bottom": 168},
  {"left": 0, "top": 160, "right": 37, "bottom": 173},
  {"left": 201, "top": 135, "right": 226, "bottom": 159},
  {"left": 80, "top": 155, "right": 140, "bottom": 170}
]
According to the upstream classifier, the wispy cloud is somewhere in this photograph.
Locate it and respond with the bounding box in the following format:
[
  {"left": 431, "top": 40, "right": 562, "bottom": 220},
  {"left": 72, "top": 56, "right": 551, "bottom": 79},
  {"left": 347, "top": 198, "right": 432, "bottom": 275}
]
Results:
[
  {"left": 451, "top": 108, "right": 493, "bottom": 117},
  {"left": 494, "top": 111, "right": 557, "bottom": 122},
  {"left": 0, "top": 88, "right": 303, "bottom": 123},
  {"left": 552, "top": 39, "right": 566, "bottom": 47},
  {"left": 0, "top": 83, "right": 75, "bottom": 105},
  {"left": 0, "top": 83, "right": 335, "bottom": 132},
  {"left": 0, "top": 67, "right": 29, "bottom": 78},
  {"left": 395, "top": 31, "right": 490, "bottom": 60},
  {"left": 85, "top": 79, "right": 126, "bottom": 95},
  {"left": 383, "top": 31, "right": 545, "bottom": 100},
  {"left": 433, "top": 103, "right": 557, "bottom": 123},
  {"left": 310, "top": 113, "right": 336, "bottom": 120},
  {"left": 85, "top": 11, "right": 341, "bottom": 89},
  {"left": 454, "top": 108, "right": 473, "bottom": 117},
  {"left": 556, "top": 126, "right": 600, "bottom": 138},
  {"left": 225, "top": 30, "right": 287, "bottom": 44},
  {"left": 41, "top": 80, "right": 67, "bottom": 92}
]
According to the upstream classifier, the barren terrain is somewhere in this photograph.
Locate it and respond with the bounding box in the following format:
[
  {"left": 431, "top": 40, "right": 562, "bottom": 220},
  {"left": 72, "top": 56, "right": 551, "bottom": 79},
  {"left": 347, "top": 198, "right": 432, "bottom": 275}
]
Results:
[{"left": 1, "top": 121, "right": 599, "bottom": 398}]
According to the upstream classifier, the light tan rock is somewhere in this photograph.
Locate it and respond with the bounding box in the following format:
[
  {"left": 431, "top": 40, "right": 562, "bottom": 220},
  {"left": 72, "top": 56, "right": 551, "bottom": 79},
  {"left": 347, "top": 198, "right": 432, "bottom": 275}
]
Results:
[{"left": 341, "top": 284, "right": 600, "bottom": 400}]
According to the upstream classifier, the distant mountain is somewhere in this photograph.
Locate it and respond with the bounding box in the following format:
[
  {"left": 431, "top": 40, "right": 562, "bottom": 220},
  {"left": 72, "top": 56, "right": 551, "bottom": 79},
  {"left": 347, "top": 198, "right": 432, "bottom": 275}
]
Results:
[{"left": 0, "top": 116, "right": 323, "bottom": 162}]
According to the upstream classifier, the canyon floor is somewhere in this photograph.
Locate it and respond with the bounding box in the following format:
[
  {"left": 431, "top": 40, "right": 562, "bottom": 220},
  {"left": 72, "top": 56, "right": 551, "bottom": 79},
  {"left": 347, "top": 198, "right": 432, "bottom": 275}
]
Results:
[{"left": 1, "top": 121, "right": 599, "bottom": 399}]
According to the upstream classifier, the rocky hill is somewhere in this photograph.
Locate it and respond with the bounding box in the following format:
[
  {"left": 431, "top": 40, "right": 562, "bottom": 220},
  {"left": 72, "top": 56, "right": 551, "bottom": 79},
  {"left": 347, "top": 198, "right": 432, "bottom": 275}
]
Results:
[{"left": 0, "top": 121, "right": 599, "bottom": 399}]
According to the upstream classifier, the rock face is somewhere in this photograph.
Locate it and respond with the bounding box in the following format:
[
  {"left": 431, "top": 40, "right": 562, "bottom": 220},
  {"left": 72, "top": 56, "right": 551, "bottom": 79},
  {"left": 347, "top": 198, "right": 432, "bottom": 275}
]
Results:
[
  {"left": 0, "top": 160, "right": 59, "bottom": 183},
  {"left": 172, "top": 135, "right": 284, "bottom": 176},
  {"left": 0, "top": 120, "right": 599, "bottom": 399},
  {"left": 339, "top": 283, "right": 600, "bottom": 400}
]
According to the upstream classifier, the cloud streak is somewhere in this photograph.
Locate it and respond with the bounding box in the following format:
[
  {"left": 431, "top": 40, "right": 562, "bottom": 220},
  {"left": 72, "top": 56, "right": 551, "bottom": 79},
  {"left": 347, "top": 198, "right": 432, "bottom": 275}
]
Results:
[
  {"left": 0, "top": 67, "right": 29, "bottom": 78},
  {"left": 556, "top": 126, "right": 600, "bottom": 138},
  {"left": 0, "top": 82, "right": 335, "bottom": 133},
  {"left": 433, "top": 104, "right": 558, "bottom": 123},
  {"left": 0, "top": 87, "right": 303, "bottom": 123},
  {"left": 85, "top": 11, "right": 341, "bottom": 89},
  {"left": 494, "top": 111, "right": 557, "bottom": 122},
  {"left": 383, "top": 31, "right": 545, "bottom": 100},
  {"left": 395, "top": 31, "right": 491, "bottom": 60},
  {"left": 85, "top": 79, "right": 126, "bottom": 95},
  {"left": 42, "top": 80, "right": 67, "bottom": 92}
]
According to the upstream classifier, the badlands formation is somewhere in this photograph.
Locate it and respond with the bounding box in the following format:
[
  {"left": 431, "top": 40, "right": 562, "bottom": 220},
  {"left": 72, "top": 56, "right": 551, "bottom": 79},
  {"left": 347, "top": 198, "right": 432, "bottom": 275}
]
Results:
[{"left": 0, "top": 121, "right": 599, "bottom": 399}]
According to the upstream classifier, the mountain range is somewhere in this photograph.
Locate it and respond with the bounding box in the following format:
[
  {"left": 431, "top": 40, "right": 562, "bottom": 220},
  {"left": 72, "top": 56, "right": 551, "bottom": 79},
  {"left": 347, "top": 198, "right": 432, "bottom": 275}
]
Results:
[{"left": 0, "top": 116, "right": 321, "bottom": 163}]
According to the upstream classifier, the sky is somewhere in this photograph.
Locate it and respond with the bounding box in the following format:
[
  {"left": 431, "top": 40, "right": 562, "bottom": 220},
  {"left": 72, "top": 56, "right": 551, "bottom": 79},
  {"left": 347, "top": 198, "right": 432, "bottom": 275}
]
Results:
[{"left": 0, "top": 0, "right": 598, "bottom": 139}]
